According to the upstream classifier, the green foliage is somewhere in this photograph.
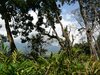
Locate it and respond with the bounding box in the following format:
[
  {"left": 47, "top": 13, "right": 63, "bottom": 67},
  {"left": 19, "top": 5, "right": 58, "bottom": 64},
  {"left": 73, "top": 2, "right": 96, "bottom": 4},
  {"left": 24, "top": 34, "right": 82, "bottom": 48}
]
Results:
[
  {"left": 0, "top": 50, "right": 100, "bottom": 75},
  {"left": 29, "top": 33, "right": 47, "bottom": 57},
  {"left": 72, "top": 43, "right": 90, "bottom": 55}
]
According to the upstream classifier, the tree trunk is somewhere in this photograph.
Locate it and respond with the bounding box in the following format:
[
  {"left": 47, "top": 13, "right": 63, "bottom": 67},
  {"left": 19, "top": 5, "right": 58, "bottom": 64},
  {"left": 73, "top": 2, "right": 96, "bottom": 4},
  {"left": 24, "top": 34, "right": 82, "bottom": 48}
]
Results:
[
  {"left": 4, "top": 13, "right": 17, "bottom": 54},
  {"left": 93, "top": 36, "right": 100, "bottom": 59},
  {"left": 86, "top": 29, "right": 99, "bottom": 60},
  {"left": 56, "top": 14, "right": 72, "bottom": 56},
  {"left": 78, "top": 0, "right": 99, "bottom": 60}
]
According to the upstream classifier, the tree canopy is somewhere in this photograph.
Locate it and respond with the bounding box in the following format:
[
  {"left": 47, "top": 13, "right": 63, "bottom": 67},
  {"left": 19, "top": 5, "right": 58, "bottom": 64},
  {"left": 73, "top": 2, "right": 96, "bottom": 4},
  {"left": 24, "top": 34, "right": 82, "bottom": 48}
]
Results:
[{"left": 0, "top": 0, "right": 100, "bottom": 60}]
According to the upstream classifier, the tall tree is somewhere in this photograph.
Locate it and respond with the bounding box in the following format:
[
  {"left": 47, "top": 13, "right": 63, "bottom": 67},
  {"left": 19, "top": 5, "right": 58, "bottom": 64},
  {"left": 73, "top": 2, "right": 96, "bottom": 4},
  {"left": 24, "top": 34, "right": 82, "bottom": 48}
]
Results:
[
  {"left": 96, "top": 34, "right": 100, "bottom": 58},
  {"left": 9, "top": 0, "right": 74, "bottom": 56},
  {"left": 0, "top": 0, "right": 17, "bottom": 53},
  {"left": 0, "top": 0, "right": 75, "bottom": 56},
  {"left": 78, "top": 0, "right": 100, "bottom": 60},
  {"left": 10, "top": 0, "right": 62, "bottom": 46}
]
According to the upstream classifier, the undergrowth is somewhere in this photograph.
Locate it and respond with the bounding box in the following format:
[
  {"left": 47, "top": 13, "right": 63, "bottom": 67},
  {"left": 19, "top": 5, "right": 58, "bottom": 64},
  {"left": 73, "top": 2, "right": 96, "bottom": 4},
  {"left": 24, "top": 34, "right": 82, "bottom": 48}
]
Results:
[{"left": 0, "top": 50, "right": 100, "bottom": 75}]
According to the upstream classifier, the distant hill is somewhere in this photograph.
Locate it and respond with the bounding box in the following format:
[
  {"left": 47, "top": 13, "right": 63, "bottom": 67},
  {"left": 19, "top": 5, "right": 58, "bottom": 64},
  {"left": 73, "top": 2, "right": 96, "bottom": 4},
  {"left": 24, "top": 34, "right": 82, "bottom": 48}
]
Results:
[
  {"left": 44, "top": 45, "right": 60, "bottom": 53},
  {"left": 44, "top": 45, "right": 60, "bottom": 55},
  {"left": 3, "top": 38, "right": 60, "bottom": 55}
]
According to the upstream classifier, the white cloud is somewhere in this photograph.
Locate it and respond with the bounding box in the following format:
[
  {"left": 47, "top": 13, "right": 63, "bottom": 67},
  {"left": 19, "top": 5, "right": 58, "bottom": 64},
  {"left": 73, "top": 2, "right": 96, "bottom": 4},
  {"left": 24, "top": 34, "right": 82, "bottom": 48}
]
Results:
[
  {"left": 0, "top": 18, "right": 7, "bottom": 36},
  {"left": 28, "top": 10, "right": 38, "bottom": 25},
  {"left": 53, "top": 17, "right": 81, "bottom": 44}
]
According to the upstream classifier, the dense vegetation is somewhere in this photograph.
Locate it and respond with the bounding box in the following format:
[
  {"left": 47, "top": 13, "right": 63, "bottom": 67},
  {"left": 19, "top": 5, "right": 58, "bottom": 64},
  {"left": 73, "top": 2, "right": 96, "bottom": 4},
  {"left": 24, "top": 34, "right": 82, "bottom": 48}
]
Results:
[
  {"left": 0, "top": 0, "right": 100, "bottom": 75},
  {"left": 0, "top": 49, "right": 100, "bottom": 75}
]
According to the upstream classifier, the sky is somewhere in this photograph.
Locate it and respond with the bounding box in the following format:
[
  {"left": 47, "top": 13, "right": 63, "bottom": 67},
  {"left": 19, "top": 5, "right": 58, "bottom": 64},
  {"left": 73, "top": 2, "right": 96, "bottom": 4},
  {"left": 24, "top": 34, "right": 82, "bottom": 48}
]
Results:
[{"left": 0, "top": 1, "right": 82, "bottom": 52}]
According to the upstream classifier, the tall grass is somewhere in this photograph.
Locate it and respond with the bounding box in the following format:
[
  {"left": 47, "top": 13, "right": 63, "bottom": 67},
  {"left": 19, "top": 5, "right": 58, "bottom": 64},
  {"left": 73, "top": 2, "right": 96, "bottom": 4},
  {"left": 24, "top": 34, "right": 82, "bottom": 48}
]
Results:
[{"left": 0, "top": 50, "right": 100, "bottom": 75}]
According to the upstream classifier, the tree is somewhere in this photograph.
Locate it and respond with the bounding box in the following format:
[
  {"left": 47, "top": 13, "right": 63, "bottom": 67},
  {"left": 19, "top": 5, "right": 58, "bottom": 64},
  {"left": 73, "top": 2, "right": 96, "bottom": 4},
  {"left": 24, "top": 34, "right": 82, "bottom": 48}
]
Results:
[
  {"left": 73, "top": 43, "right": 90, "bottom": 55},
  {"left": 9, "top": 0, "right": 62, "bottom": 48},
  {"left": 96, "top": 34, "right": 100, "bottom": 58},
  {"left": 0, "top": 0, "right": 30, "bottom": 54},
  {"left": 78, "top": 0, "right": 100, "bottom": 60},
  {"left": 29, "top": 33, "right": 47, "bottom": 57},
  {"left": 0, "top": 0, "right": 77, "bottom": 56},
  {"left": 10, "top": 0, "right": 75, "bottom": 56},
  {"left": 0, "top": 0, "right": 18, "bottom": 54}
]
